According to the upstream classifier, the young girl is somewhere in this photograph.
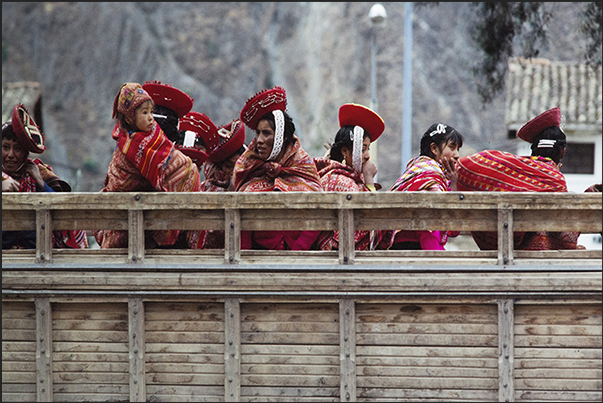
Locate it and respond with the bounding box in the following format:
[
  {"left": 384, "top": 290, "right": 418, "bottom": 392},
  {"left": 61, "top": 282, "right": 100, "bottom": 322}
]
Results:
[
  {"left": 95, "top": 82, "right": 203, "bottom": 249},
  {"left": 379, "top": 123, "right": 464, "bottom": 250},
  {"left": 314, "top": 103, "right": 385, "bottom": 251}
]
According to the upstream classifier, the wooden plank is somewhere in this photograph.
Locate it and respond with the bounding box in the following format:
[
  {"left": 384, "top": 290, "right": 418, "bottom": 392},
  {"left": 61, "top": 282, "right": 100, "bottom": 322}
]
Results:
[
  {"left": 35, "top": 298, "right": 52, "bottom": 402},
  {"left": 497, "top": 206, "right": 513, "bottom": 265},
  {"left": 338, "top": 209, "right": 355, "bottom": 265},
  {"left": 224, "top": 209, "right": 240, "bottom": 264},
  {"left": 52, "top": 209, "right": 128, "bottom": 231},
  {"left": 5, "top": 271, "right": 601, "bottom": 294},
  {"left": 224, "top": 298, "right": 241, "bottom": 402},
  {"left": 128, "top": 210, "right": 144, "bottom": 263},
  {"left": 1, "top": 209, "right": 35, "bottom": 230},
  {"left": 498, "top": 299, "right": 514, "bottom": 402},
  {"left": 128, "top": 298, "right": 145, "bottom": 402},
  {"left": 340, "top": 299, "right": 355, "bottom": 402},
  {"left": 35, "top": 209, "right": 52, "bottom": 263}
]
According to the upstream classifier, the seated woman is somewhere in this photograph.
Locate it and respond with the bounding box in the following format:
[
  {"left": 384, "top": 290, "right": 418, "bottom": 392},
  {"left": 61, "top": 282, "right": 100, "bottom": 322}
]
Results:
[
  {"left": 457, "top": 107, "right": 582, "bottom": 250},
  {"left": 200, "top": 118, "right": 247, "bottom": 249},
  {"left": 235, "top": 86, "right": 324, "bottom": 250},
  {"left": 378, "top": 123, "right": 464, "bottom": 250},
  {"left": 2, "top": 104, "right": 88, "bottom": 249},
  {"left": 314, "top": 103, "right": 385, "bottom": 251}
]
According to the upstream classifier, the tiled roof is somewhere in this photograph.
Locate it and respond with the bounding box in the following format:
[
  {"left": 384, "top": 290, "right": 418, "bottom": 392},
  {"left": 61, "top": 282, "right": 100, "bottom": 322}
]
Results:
[
  {"left": 2, "top": 81, "right": 41, "bottom": 125},
  {"left": 506, "top": 57, "right": 602, "bottom": 132}
]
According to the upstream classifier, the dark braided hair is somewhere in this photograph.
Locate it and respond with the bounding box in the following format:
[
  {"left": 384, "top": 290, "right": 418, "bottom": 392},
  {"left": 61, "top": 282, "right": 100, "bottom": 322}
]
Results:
[
  {"left": 329, "top": 125, "right": 372, "bottom": 162},
  {"left": 530, "top": 126, "right": 566, "bottom": 164}
]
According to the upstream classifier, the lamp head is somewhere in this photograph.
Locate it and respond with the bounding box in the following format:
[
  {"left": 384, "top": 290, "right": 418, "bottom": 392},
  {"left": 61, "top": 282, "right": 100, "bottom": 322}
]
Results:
[{"left": 369, "top": 4, "right": 387, "bottom": 26}]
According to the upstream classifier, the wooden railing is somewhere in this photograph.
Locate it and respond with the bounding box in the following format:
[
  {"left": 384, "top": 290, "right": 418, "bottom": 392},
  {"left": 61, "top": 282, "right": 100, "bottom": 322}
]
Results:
[
  {"left": 2, "top": 191, "right": 601, "bottom": 267},
  {"left": 2, "top": 192, "right": 601, "bottom": 402}
]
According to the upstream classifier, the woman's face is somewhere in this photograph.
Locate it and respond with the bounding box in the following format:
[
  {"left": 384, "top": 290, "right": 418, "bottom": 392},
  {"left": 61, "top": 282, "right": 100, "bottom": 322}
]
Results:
[
  {"left": 2, "top": 138, "right": 28, "bottom": 175},
  {"left": 222, "top": 151, "right": 242, "bottom": 176},
  {"left": 431, "top": 140, "right": 460, "bottom": 165},
  {"left": 342, "top": 136, "right": 372, "bottom": 168},
  {"left": 134, "top": 101, "right": 155, "bottom": 133},
  {"left": 254, "top": 119, "right": 275, "bottom": 160}
]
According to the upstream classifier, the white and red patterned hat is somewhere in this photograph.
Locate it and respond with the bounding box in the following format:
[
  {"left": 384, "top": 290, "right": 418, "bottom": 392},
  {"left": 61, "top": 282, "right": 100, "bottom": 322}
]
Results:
[{"left": 240, "top": 86, "right": 287, "bottom": 130}]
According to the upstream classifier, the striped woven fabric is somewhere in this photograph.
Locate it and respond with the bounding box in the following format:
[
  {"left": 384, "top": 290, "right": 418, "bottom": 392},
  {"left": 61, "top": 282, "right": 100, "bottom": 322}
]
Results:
[
  {"left": 457, "top": 150, "right": 567, "bottom": 192},
  {"left": 314, "top": 157, "right": 378, "bottom": 251},
  {"left": 234, "top": 135, "right": 323, "bottom": 250},
  {"left": 96, "top": 124, "right": 202, "bottom": 249},
  {"left": 457, "top": 150, "right": 580, "bottom": 250}
]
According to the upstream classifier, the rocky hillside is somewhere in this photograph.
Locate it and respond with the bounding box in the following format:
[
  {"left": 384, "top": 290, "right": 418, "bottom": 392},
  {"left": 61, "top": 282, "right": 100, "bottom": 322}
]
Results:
[{"left": 1, "top": 2, "right": 589, "bottom": 191}]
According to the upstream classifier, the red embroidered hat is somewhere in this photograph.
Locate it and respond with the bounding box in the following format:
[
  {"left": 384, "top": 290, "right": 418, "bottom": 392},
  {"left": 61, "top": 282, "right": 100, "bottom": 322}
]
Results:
[
  {"left": 11, "top": 103, "right": 46, "bottom": 153},
  {"left": 209, "top": 119, "right": 246, "bottom": 163},
  {"left": 180, "top": 111, "right": 220, "bottom": 152},
  {"left": 240, "top": 86, "right": 287, "bottom": 130},
  {"left": 338, "top": 103, "right": 385, "bottom": 142},
  {"left": 176, "top": 111, "right": 218, "bottom": 165},
  {"left": 516, "top": 107, "right": 561, "bottom": 143},
  {"left": 142, "top": 80, "right": 194, "bottom": 118}
]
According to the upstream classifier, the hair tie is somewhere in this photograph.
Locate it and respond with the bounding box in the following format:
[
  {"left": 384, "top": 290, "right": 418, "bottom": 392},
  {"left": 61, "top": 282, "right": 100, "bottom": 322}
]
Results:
[
  {"left": 267, "top": 110, "right": 285, "bottom": 161},
  {"left": 429, "top": 123, "right": 447, "bottom": 137},
  {"left": 352, "top": 126, "right": 364, "bottom": 174},
  {"left": 537, "top": 139, "right": 556, "bottom": 148}
]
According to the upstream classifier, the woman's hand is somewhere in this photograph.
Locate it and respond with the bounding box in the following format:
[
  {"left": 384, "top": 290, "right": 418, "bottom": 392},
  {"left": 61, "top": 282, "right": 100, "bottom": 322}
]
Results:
[
  {"left": 362, "top": 160, "right": 378, "bottom": 185},
  {"left": 2, "top": 175, "right": 20, "bottom": 192},
  {"left": 24, "top": 161, "right": 45, "bottom": 190},
  {"left": 441, "top": 157, "right": 459, "bottom": 191}
]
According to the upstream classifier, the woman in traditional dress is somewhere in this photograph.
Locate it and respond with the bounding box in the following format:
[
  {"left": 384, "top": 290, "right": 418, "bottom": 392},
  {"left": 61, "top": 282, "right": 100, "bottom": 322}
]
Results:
[
  {"left": 314, "top": 103, "right": 385, "bottom": 251},
  {"left": 234, "top": 86, "right": 324, "bottom": 250},
  {"left": 457, "top": 107, "right": 582, "bottom": 250}
]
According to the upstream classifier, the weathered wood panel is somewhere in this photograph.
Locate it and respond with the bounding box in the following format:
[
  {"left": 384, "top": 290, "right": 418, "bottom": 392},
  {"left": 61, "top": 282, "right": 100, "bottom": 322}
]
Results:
[
  {"left": 514, "top": 304, "right": 602, "bottom": 402},
  {"left": 240, "top": 303, "right": 340, "bottom": 402},
  {"left": 145, "top": 302, "right": 225, "bottom": 402},
  {"left": 51, "top": 303, "right": 129, "bottom": 402},
  {"left": 1, "top": 302, "right": 36, "bottom": 403},
  {"left": 356, "top": 303, "right": 499, "bottom": 402}
]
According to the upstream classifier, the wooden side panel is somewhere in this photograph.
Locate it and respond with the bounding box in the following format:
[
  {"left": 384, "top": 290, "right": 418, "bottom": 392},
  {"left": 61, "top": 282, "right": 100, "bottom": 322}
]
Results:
[
  {"left": 51, "top": 303, "right": 129, "bottom": 402},
  {"left": 355, "top": 303, "right": 499, "bottom": 402},
  {"left": 2, "top": 302, "right": 37, "bottom": 402},
  {"left": 145, "top": 302, "right": 225, "bottom": 402},
  {"left": 240, "top": 303, "right": 340, "bottom": 401},
  {"left": 514, "top": 304, "right": 603, "bottom": 402}
]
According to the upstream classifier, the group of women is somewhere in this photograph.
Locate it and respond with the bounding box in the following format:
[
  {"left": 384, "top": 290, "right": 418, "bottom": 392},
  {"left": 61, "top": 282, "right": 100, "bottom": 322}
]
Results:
[{"left": 3, "top": 81, "right": 592, "bottom": 252}]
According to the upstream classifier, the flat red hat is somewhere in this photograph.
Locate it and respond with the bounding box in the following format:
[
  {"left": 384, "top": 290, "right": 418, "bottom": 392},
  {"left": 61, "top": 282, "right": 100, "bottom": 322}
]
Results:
[
  {"left": 142, "top": 80, "right": 194, "bottom": 118},
  {"left": 240, "top": 86, "right": 287, "bottom": 130},
  {"left": 338, "top": 103, "right": 385, "bottom": 142},
  {"left": 11, "top": 103, "right": 46, "bottom": 153},
  {"left": 209, "top": 119, "right": 246, "bottom": 163},
  {"left": 180, "top": 111, "right": 220, "bottom": 152},
  {"left": 176, "top": 111, "right": 218, "bottom": 165},
  {"left": 516, "top": 107, "right": 561, "bottom": 143}
]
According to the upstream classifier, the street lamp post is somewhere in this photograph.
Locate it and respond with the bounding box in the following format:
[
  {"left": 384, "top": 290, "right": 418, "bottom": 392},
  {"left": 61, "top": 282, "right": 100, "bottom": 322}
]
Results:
[{"left": 368, "top": 3, "right": 387, "bottom": 179}]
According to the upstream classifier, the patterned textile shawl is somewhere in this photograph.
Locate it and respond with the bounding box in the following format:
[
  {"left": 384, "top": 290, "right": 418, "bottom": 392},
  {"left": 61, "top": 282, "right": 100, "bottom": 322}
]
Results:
[
  {"left": 379, "top": 156, "right": 452, "bottom": 250},
  {"left": 233, "top": 136, "right": 323, "bottom": 250},
  {"left": 456, "top": 150, "right": 579, "bottom": 250},
  {"left": 390, "top": 155, "right": 450, "bottom": 192},
  {"left": 234, "top": 135, "right": 323, "bottom": 192},
  {"left": 5, "top": 159, "right": 88, "bottom": 249},
  {"left": 199, "top": 161, "right": 230, "bottom": 249},
  {"left": 457, "top": 150, "right": 567, "bottom": 192},
  {"left": 201, "top": 161, "right": 231, "bottom": 192},
  {"left": 314, "top": 157, "right": 380, "bottom": 251},
  {"left": 95, "top": 123, "right": 203, "bottom": 249},
  {"left": 113, "top": 122, "right": 173, "bottom": 190}
]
